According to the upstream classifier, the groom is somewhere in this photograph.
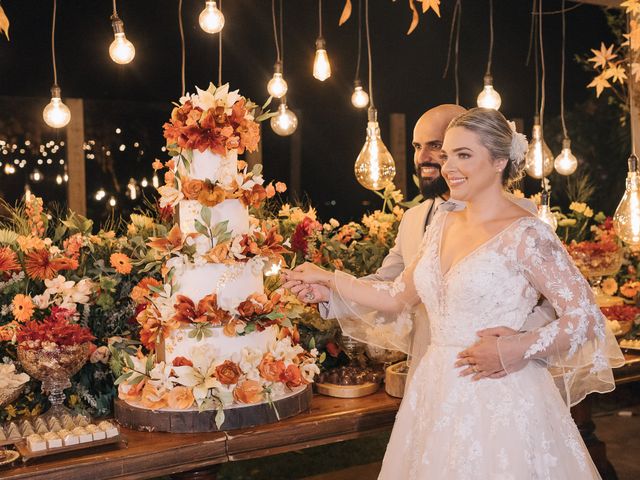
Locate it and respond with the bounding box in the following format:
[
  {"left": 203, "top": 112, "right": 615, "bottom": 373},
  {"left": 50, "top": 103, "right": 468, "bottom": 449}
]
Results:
[{"left": 286, "top": 104, "right": 553, "bottom": 382}]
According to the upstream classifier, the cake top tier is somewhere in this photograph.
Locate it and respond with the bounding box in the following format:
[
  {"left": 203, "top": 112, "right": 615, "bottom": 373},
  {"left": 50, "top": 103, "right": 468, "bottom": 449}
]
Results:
[{"left": 163, "top": 83, "right": 271, "bottom": 157}]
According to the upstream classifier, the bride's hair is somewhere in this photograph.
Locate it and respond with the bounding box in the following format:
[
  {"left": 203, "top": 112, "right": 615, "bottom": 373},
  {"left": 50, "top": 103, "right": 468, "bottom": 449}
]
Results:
[{"left": 446, "top": 107, "right": 527, "bottom": 187}]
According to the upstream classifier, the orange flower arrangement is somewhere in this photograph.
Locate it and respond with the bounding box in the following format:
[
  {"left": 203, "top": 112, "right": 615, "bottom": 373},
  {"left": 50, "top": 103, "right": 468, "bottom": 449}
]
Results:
[
  {"left": 137, "top": 306, "right": 180, "bottom": 350},
  {"left": 281, "top": 364, "right": 304, "bottom": 388},
  {"left": 171, "top": 294, "right": 231, "bottom": 326},
  {"left": 236, "top": 293, "right": 279, "bottom": 319},
  {"left": 0, "top": 246, "right": 20, "bottom": 274},
  {"left": 139, "top": 382, "right": 168, "bottom": 410},
  {"left": 181, "top": 178, "right": 205, "bottom": 200},
  {"left": 118, "top": 379, "right": 146, "bottom": 403},
  {"left": 12, "top": 294, "right": 34, "bottom": 323},
  {"left": 0, "top": 321, "right": 20, "bottom": 342},
  {"left": 16, "top": 235, "right": 46, "bottom": 252},
  {"left": 197, "top": 184, "right": 227, "bottom": 207},
  {"left": 222, "top": 318, "right": 246, "bottom": 337},
  {"left": 215, "top": 360, "right": 242, "bottom": 385},
  {"left": 110, "top": 253, "right": 133, "bottom": 275},
  {"left": 166, "top": 386, "right": 195, "bottom": 409},
  {"left": 620, "top": 280, "right": 640, "bottom": 299},
  {"left": 232, "top": 379, "right": 263, "bottom": 404}
]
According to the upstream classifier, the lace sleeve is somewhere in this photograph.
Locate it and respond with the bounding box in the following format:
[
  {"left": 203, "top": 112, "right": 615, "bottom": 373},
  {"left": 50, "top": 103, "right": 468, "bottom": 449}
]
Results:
[
  {"left": 326, "top": 222, "right": 435, "bottom": 354},
  {"left": 497, "top": 220, "right": 625, "bottom": 406}
]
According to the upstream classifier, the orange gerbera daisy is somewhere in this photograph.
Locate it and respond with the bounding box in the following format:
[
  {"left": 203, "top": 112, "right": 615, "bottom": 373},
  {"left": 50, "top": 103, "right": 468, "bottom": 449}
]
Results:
[
  {"left": 12, "top": 294, "right": 35, "bottom": 322},
  {"left": 110, "top": 253, "right": 132, "bottom": 274},
  {"left": 0, "top": 247, "right": 20, "bottom": 273}
]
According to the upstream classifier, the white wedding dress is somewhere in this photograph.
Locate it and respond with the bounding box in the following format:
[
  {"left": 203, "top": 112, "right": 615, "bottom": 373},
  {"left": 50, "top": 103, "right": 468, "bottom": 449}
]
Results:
[{"left": 329, "top": 210, "right": 624, "bottom": 479}]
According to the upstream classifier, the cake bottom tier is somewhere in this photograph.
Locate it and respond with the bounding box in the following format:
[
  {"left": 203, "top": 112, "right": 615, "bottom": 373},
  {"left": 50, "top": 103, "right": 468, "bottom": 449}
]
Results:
[{"left": 114, "top": 385, "right": 312, "bottom": 432}]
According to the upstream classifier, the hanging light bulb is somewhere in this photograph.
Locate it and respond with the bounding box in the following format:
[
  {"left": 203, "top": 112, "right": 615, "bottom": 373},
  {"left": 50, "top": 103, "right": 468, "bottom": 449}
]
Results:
[
  {"left": 127, "top": 178, "right": 138, "bottom": 200},
  {"left": 524, "top": 117, "right": 553, "bottom": 179},
  {"left": 152, "top": 174, "right": 160, "bottom": 188},
  {"left": 267, "top": 62, "right": 288, "bottom": 98},
  {"left": 354, "top": 108, "right": 396, "bottom": 191},
  {"left": 270, "top": 102, "right": 298, "bottom": 136},
  {"left": 30, "top": 169, "right": 43, "bottom": 183},
  {"left": 43, "top": 85, "right": 71, "bottom": 128},
  {"left": 351, "top": 80, "right": 369, "bottom": 109},
  {"left": 554, "top": 138, "right": 578, "bottom": 175},
  {"left": 476, "top": 75, "right": 502, "bottom": 110},
  {"left": 141, "top": 177, "right": 149, "bottom": 188},
  {"left": 109, "top": 15, "right": 135, "bottom": 64},
  {"left": 313, "top": 37, "right": 331, "bottom": 81},
  {"left": 4, "top": 164, "right": 15, "bottom": 175},
  {"left": 199, "top": 1, "right": 225, "bottom": 34},
  {"left": 95, "top": 188, "right": 106, "bottom": 201},
  {"left": 63, "top": 172, "right": 68, "bottom": 182},
  {"left": 537, "top": 190, "right": 557, "bottom": 231},
  {"left": 613, "top": 154, "right": 640, "bottom": 245},
  {"left": 108, "top": 196, "right": 117, "bottom": 207},
  {"left": 56, "top": 174, "right": 63, "bottom": 185}
]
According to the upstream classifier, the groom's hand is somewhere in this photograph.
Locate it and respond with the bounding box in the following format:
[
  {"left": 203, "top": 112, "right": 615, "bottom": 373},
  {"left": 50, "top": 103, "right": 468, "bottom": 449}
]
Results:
[{"left": 456, "top": 326, "right": 518, "bottom": 380}]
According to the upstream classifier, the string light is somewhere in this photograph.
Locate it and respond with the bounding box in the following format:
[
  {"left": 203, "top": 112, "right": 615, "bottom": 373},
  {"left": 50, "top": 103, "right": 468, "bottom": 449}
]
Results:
[
  {"left": 109, "top": 0, "right": 135, "bottom": 64},
  {"left": 199, "top": 1, "right": 224, "bottom": 34},
  {"left": 537, "top": 190, "right": 557, "bottom": 230},
  {"left": 108, "top": 196, "right": 117, "bottom": 207},
  {"left": 271, "top": 100, "right": 298, "bottom": 136},
  {"left": 476, "top": 0, "right": 501, "bottom": 110},
  {"left": 141, "top": 177, "right": 149, "bottom": 188},
  {"left": 31, "top": 169, "right": 43, "bottom": 182},
  {"left": 56, "top": 174, "right": 63, "bottom": 185},
  {"left": 127, "top": 178, "right": 138, "bottom": 200},
  {"left": 95, "top": 189, "right": 106, "bottom": 201},
  {"left": 354, "top": 0, "right": 395, "bottom": 191},
  {"left": 553, "top": 0, "right": 578, "bottom": 176},
  {"left": 351, "top": 0, "right": 369, "bottom": 109},
  {"left": 267, "top": 0, "right": 288, "bottom": 99},
  {"left": 43, "top": 0, "right": 70, "bottom": 128},
  {"left": 152, "top": 174, "right": 159, "bottom": 188},
  {"left": 313, "top": 0, "right": 331, "bottom": 81}
]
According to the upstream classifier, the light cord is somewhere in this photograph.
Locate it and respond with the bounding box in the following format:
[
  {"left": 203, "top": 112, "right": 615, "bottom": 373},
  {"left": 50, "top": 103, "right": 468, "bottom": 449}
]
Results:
[
  {"left": 51, "top": 0, "right": 58, "bottom": 86},
  {"left": 560, "top": 0, "right": 568, "bottom": 139},
  {"left": 272, "top": 0, "right": 281, "bottom": 63},
  {"left": 179, "top": 0, "right": 185, "bottom": 96},
  {"left": 486, "top": 0, "right": 494, "bottom": 76},
  {"left": 365, "top": 0, "right": 374, "bottom": 108}
]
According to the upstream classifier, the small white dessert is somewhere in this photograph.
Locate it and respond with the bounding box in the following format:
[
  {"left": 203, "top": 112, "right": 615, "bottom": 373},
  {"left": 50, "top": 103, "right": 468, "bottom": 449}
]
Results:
[
  {"left": 43, "top": 431, "right": 63, "bottom": 448},
  {"left": 85, "top": 424, "right": 106, "bottom": 441},
  {"left": 57, "top": 429, "right": 79, "bottom": 446},
  {"left": 26, "top": 433, "right": 47, "bottom": 452},
  {"left": 97, "top": 421, "right": 119, "bottom": 438},
  {"left": 71, "top": 426, "right": 93, "bottom": 443}
]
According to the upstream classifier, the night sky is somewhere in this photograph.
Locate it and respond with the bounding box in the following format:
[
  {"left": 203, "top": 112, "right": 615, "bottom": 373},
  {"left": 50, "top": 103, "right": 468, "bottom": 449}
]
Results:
[{"left": 0, "top": 0, "right": 618, "bottom": 222}]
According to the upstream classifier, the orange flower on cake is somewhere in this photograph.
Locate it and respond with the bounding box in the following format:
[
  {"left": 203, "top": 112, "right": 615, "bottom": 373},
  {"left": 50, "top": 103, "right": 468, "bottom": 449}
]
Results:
[
  {"left": 166, "top": 386, "right": 195, "bottom": 409},
  {"left": 233, "top": 379, "right": 264, "bottom": 404},
  {"left": 223, "top": 318, "right": 247, "bottom": 337},
  {"left": 181, "top": 178, "right": 205, "bottom": 200},
  {"left": 0, "top": 246, "right": 20, "bottom": 275},
  {"left": 110, "top": 252, "right": 132, "bottom": 274},
  {"left": 139, "top": 382, "right": 169, "bottom": 410},
  {"left": 118, "top": 379, "right": 146, "bottom": 403},
  {"left": 12, "top": 294, "right": 34, "bottom": 322},
  {"left": 281, "top": 364, "right": 304, "bottom": 388},
  {"left": 198, "top": 184, "right": 227, "bottom": 207},
  {"left": 215, "top": 360, "right": 242, "bottom": 385},
  {"left": 258, "top": 353, "right": 286, "bottom": 382}
]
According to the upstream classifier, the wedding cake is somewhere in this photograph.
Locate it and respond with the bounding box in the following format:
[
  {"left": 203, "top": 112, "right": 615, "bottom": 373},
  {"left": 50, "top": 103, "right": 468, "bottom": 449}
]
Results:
[{"left": 115, "top": 84, "right": 318, "bottom": 425}]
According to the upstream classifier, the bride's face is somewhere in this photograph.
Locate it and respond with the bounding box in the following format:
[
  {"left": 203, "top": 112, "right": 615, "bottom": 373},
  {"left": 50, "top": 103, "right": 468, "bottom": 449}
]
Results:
[{"left": 440, "top": 127, "right": 506, "bottom": 202}]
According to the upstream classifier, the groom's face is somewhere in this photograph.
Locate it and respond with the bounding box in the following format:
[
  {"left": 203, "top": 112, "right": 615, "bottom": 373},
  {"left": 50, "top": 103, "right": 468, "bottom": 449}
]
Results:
[{"left": 412, "top": 119, "right": 449, "bottom": 199}]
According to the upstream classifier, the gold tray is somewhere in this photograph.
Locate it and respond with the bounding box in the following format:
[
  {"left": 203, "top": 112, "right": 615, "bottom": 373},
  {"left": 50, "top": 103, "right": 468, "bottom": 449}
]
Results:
[
  {"left": 315, "top": 382, "right": 379, "bottom": 398},
  {"left": 15, "top": 434, "right": 126, "bottom": 462}
]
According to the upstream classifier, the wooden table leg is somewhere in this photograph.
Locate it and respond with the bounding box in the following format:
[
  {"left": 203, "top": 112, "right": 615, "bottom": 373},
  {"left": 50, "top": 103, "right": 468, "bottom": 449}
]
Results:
[
  {"left": 571, "top": 397, "right": 618, "bottom": 480},
  {"left": 169, "top": 465, "right": 221, "bottom": 480}
]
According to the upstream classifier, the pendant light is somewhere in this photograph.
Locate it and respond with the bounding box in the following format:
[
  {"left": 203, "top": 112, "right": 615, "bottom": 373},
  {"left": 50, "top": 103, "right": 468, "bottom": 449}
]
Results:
[
  {"left": 476, "top": 0, "right": 501, "bottom": 110},
  {"left": 43, "top": 0, "right": 71, "bottom": 129},
  {"left": 199, "top": 1, "right": 224, "bottom": 34},
  {"left": 553, "top": 0, "right": 578, "bottom": 175},
  {"left": 270, "top": 98, "right": 298, "bottom": 136},
  {"left": 353, "top": 0, "right": 395, "bottom": 191},
  {"left": 267, "top": 0, "right": 287, "bottom": 98},
  {"left": 537, "top": 190, "right": 557, "bottom": 230},
  {"left": 351, "top": 0, "right": 369, "bottom": 108},
  {"left": 525, "top": 0, "right": 553, "bottom": 179},
  {"left": 613, "top": 14, "right": 640, "bottom": 245},
  {"left": 109, "top": 0, "right": 135, "bottom": 64},
  {"left": 313, "top": 0, "right": 331, "bottom": 81}
]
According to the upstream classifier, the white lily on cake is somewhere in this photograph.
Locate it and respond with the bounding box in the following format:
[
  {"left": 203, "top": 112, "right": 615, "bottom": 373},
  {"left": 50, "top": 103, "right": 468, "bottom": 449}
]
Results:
[
  {"left": 190, "top": 83, "right": 242, "bottom": 116},
  {"left": 173, "top": 346, "right": 226, "bottom": 408}
]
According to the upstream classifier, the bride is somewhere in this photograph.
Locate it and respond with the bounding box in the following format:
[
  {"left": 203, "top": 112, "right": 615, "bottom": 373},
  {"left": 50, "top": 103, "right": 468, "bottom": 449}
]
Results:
[{"left": 283, "top": 108, "right": 624, "bottom": 479}]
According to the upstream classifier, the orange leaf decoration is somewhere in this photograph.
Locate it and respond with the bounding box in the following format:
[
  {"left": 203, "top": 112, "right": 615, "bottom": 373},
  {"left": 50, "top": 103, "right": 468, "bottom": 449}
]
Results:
[
  {"left": 407, "top": 0, "right": 420, "bottom": 35},
  {"left": 339, "top": 0, "right": 352, "bottom": 26},
  {"left": 0, "top": 5, "right": 9, "bottom": 41}
]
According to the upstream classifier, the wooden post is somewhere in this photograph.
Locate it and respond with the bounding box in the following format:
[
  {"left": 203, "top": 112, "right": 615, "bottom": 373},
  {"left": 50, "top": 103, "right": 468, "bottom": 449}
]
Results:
[
  {"left": 65, "top": 98, "right": 86, "bottom": 215},
  {"left": 289, "top": 110, "right": 302, "bottom": 198},
  {"left": 246, "top": 124, "right": 263, "bottom": 170},
  {"left": 389, "top": 113, "right": 407, "bottom": 195}
]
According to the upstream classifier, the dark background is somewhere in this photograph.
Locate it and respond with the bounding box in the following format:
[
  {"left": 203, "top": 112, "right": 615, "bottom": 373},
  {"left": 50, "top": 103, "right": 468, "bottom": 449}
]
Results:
[{"left": 0, "top": 0, "right": 622, "bottom": 222}]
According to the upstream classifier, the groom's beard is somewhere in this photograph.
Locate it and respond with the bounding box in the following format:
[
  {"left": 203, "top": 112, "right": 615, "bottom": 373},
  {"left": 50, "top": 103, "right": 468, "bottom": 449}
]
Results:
[{"left": 417, "top": 162, "right": 449, "bottom": 199}]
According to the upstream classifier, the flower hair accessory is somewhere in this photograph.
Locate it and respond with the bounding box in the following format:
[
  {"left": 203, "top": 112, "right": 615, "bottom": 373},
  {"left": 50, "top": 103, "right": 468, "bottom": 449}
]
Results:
[{"left": 507, "top": 120, "right": 528, "bottom": 167}]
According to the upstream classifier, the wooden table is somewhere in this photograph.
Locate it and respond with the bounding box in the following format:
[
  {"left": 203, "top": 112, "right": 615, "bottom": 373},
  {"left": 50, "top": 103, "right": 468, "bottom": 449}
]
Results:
[{"left": 0, "top": 392, "right": 401, "bottom": 480}]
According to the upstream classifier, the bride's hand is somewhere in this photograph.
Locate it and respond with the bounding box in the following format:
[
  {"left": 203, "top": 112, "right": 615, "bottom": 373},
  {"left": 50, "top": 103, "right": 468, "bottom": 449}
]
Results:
[
  {"left": 281, "top": 262, "right": 333, "bottom": 288},
  {"left": 455, "top": 326, "right": 518, "bottom": 381}
]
